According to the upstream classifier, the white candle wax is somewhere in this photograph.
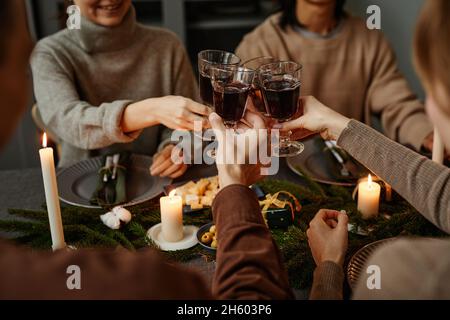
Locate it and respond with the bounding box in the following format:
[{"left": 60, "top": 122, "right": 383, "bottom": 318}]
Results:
[
  {"left": 357, "top": 174, "right": 381, "bottom": 219},
  {"left": 432, "top": 127, "right": 444, "bottom": 164},
  {"left": 160, "top": 190, "right": 183, "bottom": 242},
  {"left": 39, "top": 133, "right": 66, "bottom": 251}
]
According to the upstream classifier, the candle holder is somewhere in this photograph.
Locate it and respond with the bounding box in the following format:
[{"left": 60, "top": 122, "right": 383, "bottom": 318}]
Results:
[{"left": 147, "top": 224, "right": 199, "bottom": 251}]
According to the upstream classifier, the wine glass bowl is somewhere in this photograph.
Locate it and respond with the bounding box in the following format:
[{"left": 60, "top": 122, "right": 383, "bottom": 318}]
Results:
[
  {"left": 198, "top": 50, "right": 241, "bottom": 108},
  {"left": 241, "top": 56, "right": 278, "bottom": 117},
  {"left": 258, "top": 61, "right": 304, "bottom": 157},
  {"left": 211, "top": 67, "right": 255, "bottom": 129}
]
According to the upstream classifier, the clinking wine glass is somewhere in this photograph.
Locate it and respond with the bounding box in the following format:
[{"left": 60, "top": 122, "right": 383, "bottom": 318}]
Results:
[
  {"left": 241, "top": 56, "right": 278, "bottom": 117},
  {"left": 197, "top": 50, "right": 241, "bottom": 140},
  {"left": 258, "top": 61, "right": 304, "bottom": 157},
  {"left": 211, "top": 67, "right": 255, "bottom": 129}
]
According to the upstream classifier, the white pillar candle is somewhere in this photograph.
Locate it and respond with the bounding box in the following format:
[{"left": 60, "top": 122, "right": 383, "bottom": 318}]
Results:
[
  {"left": 357, "top": 174, "right": 381, "bottom": 219},
  {"left": 160, "top": 189, "right": 183, "bottom": 242},
  {"left": 39, "top": 133, "right": 66, "bottom": 251},
  {"left": 432, "top": 127, "right": 444, "bottom": 164}
]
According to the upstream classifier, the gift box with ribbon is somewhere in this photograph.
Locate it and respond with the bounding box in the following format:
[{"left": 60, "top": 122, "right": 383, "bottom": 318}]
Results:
[{"left": 259, "top": 191, "right": 302, "bottom": 229}]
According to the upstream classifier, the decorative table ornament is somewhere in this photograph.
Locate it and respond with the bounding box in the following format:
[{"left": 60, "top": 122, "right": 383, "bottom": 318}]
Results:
[
  {"left": 39, "top": 133, "right": 66, "bottom": 251},
  {"left": 259, "top": 191, "right": 301, "bottom": 229},
  {"left": 100, "top": 206, "right": 132, "bottom": 230}
]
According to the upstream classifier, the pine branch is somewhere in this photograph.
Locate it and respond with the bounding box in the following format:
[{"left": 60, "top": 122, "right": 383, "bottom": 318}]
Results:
[
  {"left": 0, "top": 220, "right": 47, "bottom": 233},
  {"left": 2, "top": 177, "right": 448, "bottom": 291},
  {"left": 63, "top": 224, "right": 121, "bottom": 248}
]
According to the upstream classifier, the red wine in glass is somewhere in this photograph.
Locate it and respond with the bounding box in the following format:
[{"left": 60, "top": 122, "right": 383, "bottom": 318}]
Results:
[
  {"left": 213, "top": 82, "right": 250, "bottom": 127},
  {"left": 262, "top": 79, "right": 301, "bottom": 121},
  {"left": 199, "top": 73, "right": 214, "bottom": 107},
  {"left": 249, "top": 86, "right": 268, "bottom": 115}
]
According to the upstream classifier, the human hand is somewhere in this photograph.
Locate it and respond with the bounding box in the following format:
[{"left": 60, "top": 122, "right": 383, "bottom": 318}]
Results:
[
  {"left": 236, "top": 109, "right": 267, "bottom": 131},
  {"left": 122, "top": 96, "right": 210, "bottom": 133},
  {"left": 307, "top": 209, "right": 348, "bottom": 266},
  {"left": 154, "top": 96, "right": 211, "bottom": 130},
  {"left": 150, "top": 144, "right": 188, "bottom": 178},
  {"left": 209, "top": 112, "right": 265, "bottom": 188},
  {"left": 278, "top": 96, "right": 351, "bottom": 141}
]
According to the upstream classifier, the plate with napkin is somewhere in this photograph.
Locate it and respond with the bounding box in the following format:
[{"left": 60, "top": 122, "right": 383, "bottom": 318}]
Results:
[{"left": 57, "top": 153, "right": 171, "bottom": 208}]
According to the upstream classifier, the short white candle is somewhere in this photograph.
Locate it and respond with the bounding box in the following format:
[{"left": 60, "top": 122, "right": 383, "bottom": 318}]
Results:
[
  {"left": 160, "top": 189, "right": 183, "bottom": 242},
  {"left": 357, "top": 174, "right": 381, "bottom": 219},
  {"left": 39, "top": 133, "right": 66, "bottom": 251}
]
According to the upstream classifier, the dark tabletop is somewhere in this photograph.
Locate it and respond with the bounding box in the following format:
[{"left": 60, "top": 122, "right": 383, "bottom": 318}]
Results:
[{"left": 0, "top": 158, "right": 309, "bottom": 299}]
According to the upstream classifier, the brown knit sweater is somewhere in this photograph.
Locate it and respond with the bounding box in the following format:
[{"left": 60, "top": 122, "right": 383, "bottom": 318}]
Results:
[
  {"left": 310, "top": 119, "right": 450, "bottom": 299},
  {"left": 236, "top": 13, "right": 432, "bottom": 151}
]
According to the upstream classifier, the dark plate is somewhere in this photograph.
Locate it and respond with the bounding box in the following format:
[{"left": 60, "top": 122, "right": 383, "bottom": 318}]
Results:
[
  {"left": 347, "top": 238, "right": 397, "bottom": 289},
  {"left": 57, "top": 154, "right": 172, "bottom": 208},
  {"left": 287, "top": 136, "right": 368, "bottom": 186},
  {"left": 196, "top": 222, "right": 216, "bottom": 254}
]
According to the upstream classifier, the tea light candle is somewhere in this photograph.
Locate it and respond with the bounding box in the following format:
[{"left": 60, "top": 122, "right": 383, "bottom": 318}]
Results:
[
  {"left": 160, "top": 189, "right": 183, "bottom": 242},
  {"left": 357, "top": 174, "right": 381, "bottom": 219},
  {"left": 39, "top": 133, "right": 66, "bottom": 251}
]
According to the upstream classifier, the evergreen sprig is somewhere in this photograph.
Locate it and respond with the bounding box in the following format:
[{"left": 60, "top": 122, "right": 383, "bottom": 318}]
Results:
[{"left": 0, "top": 178, "right": 447, "bottom": 290}]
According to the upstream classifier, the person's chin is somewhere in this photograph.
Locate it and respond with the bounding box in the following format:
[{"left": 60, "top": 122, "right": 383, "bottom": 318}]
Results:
[{"left": 96, "top": 16, "right": 125, "bottom": 27}]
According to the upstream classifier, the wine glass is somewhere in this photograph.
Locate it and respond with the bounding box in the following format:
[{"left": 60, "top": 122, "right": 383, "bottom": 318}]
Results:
[
  {"left": 211, "top": 66, "right": 255, "bottom": 129},
  {"left": 258, "top": 61, "right": 304, "bottom": 157},
  {"left": 197, "top": 50, "right": 241, "bottom": 140},
  {"left": 241, "top": 56, "right": 278, "bottom": 117}
]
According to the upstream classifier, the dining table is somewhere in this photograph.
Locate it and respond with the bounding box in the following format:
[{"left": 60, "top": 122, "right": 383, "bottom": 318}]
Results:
[{"left": 0, "top": 158, "right": 310, "bottom": 299}]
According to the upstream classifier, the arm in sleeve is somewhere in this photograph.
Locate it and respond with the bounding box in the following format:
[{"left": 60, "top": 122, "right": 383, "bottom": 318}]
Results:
[
  {"left": 0, "top": 241, "right": 211, "bottom": 299},
  {"left": 212, "top": 185, "right": 294, "bottom": 300},
  {"left": 366, "top": 34, "right": 433, "bottom": 150},
  {"left": 309, "top": 261, "right": 344, "bottom": 300},
  {"left": 31, "top": 50, "right": 141, "bottom": 150},
  {"left": 338, "top": 120, "right": 450, "bottom": 233}
]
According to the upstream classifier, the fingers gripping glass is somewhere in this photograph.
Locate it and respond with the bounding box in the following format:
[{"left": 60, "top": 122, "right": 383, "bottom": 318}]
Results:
[{"left": 258, "top": 61, "right": 304, "bottom": 157}]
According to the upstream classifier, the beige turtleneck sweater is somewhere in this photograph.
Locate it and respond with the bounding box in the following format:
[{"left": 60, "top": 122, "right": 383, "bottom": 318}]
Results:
[
  {"left": 236, "top": 13, "right": 433, "bottom": 151},
  {"left": 31, "top": 7, "right": 198, "bottom": 167}
]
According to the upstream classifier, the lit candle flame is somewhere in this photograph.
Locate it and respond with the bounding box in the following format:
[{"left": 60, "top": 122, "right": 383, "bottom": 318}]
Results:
[
  {"left": 368, "top": 174, "right": 373, "bottom": 188},
  {"left": 169, "top": 189, "right": 177, "bottom": 198},
  {"left": 42, "top": 132, "right": 47, "bottom": 148}
]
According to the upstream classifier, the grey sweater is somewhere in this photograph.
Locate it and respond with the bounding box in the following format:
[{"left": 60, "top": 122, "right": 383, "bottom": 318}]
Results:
[
  {"left": 31, "top": 7, "right": 198, "bottom": 167},
  {"left": 310, "top": 120, "right": 450, "bottom": 299}
]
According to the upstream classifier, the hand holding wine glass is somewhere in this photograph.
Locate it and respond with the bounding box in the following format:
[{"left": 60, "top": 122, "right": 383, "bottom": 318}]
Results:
[
  {"left": 209, "top": 112, "right": 264, "bottom": 188},
  {"left": 277, "top": 96, "right": 351, "bottom": 141}
]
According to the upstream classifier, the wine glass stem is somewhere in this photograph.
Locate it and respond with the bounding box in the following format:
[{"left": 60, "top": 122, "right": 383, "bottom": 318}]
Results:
[{"left": 224, "top": 121, "right": 237, "bottom": 130}]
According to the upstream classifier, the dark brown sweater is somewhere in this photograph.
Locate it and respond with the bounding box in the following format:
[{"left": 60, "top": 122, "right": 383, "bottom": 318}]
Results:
[{"left": 0, "top": 185, "right": 294, "bottom": 299}]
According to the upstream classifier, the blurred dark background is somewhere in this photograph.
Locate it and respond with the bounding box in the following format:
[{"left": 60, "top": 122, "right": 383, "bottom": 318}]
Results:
[{"left": 0, "top": 0, "right": 425, "bottom": 170}]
